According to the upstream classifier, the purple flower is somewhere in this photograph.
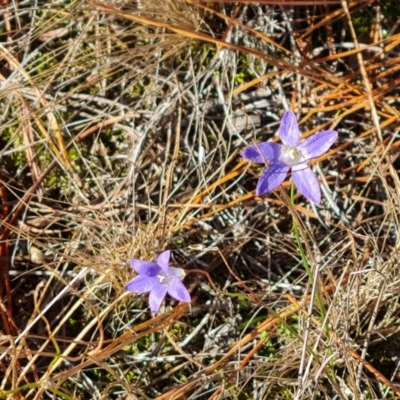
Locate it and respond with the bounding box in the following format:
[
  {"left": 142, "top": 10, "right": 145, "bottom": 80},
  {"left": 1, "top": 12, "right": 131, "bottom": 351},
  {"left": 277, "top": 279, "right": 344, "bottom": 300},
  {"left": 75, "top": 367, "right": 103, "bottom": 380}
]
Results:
[
  {"left": 241, "top": 110, "right": 337, "bottom": 204},
  {"left": 125, "top": 250, "right": 190, "bottom": 315}
]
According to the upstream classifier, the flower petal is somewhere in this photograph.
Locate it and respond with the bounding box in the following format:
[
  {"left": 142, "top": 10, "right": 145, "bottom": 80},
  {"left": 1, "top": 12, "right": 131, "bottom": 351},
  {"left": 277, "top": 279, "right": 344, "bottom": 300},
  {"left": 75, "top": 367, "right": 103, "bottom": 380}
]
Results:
[
  {"left": 149, "top": 284, "right": 169, "bottom": 315},
  {"left": 279, "top": 110, "right": 300, "bottom": 147},
  {"left": 168, "top": 266, "right": 186, "bottom": 280},
  {"left": 292, "top": 163, "right": 321, "bottom": 204},
  {"left": 125, "top": 275, "right": 160, "bottom": 293},
  {"left": 241, "top": 142, "right": 282, "bottom": 163},
  {"left": 167, "top": 277, "right": 191, "bottom": 303},
  {"left": 156, "top": 250, "right": 171, "bottom": 273},
  {"left": 256, "top": 163, "right": 289, "bottom": 196},
  {"left": 129, "top": 260, "right": 160, "bottom": 276},
  {"left": 297, "top": 130, "right": 338, "bottom": 160}
]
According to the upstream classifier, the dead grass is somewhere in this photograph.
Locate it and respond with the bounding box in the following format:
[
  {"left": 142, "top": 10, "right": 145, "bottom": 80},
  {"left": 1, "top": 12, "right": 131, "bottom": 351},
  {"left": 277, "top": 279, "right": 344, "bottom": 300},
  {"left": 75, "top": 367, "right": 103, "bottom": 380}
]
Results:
[{"left": 1, "top": 0, "right": 400, "bottom": 399}]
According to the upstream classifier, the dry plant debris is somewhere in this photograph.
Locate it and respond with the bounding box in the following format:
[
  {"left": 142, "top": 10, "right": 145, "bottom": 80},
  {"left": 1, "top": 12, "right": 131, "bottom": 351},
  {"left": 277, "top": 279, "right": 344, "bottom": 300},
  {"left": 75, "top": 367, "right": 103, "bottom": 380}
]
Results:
[{"left": 1, "top": 0, "right": 400, "bottom": 399}]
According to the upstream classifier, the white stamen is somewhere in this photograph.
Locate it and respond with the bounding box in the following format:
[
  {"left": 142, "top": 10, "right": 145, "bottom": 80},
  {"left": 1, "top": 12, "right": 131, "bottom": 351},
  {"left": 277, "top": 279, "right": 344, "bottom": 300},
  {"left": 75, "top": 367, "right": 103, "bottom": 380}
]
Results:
[
  {"left": 280, "top": 145, "right": 303, "bottom": 166},
  {"left": 158, "top": 273, "right": 172, "bottom": 285}
]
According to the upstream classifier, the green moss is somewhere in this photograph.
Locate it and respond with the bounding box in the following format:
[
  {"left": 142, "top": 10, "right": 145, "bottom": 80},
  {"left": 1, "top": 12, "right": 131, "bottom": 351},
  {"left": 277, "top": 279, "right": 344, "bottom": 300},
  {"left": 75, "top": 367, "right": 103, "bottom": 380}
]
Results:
[
  {"left": 381, "top": 0, "right": 400, "bottom": 18},
  {"left": 352, "top": 10, "right": 373, "bottom": 36},
  {"left": 352, "top": 1, "right": 400, "bottom": 37},
  {"left": 173, "top": 43, "right": 217, "bottom": 73},
  {"left": 233, "top": 55, "right": 256, "bottom": 84}
]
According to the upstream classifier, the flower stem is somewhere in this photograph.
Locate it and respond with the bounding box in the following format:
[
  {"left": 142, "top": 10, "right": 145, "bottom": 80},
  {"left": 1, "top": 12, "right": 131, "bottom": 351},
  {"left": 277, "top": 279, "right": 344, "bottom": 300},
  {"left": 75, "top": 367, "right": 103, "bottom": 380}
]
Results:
[
  {"left": 289, "top": 184, "right": 325, "bottom": 320},
  {"left": 289, "top": 184, "right": 337, "bottom": 384}
]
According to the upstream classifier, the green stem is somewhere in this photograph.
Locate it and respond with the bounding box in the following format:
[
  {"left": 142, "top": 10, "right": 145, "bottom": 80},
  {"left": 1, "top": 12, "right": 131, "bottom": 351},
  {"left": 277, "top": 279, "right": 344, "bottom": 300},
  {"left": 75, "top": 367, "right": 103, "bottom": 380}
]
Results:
[
  {"left": 290, "top": 184, "right": 337, "bottom": 383},
  {"left": 289, "top": 184, "right": 326, "bottom": 320}
]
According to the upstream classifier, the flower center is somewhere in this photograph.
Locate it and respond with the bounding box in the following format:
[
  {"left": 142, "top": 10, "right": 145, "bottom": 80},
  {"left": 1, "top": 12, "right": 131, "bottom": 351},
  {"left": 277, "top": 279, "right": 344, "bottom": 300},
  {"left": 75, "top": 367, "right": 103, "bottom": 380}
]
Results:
[
  {"left": 157, "top": 272, "right": 173, "bottom": 285},
  {"left": 280, "top": 146, "right": 303, "bottom": 166}
]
